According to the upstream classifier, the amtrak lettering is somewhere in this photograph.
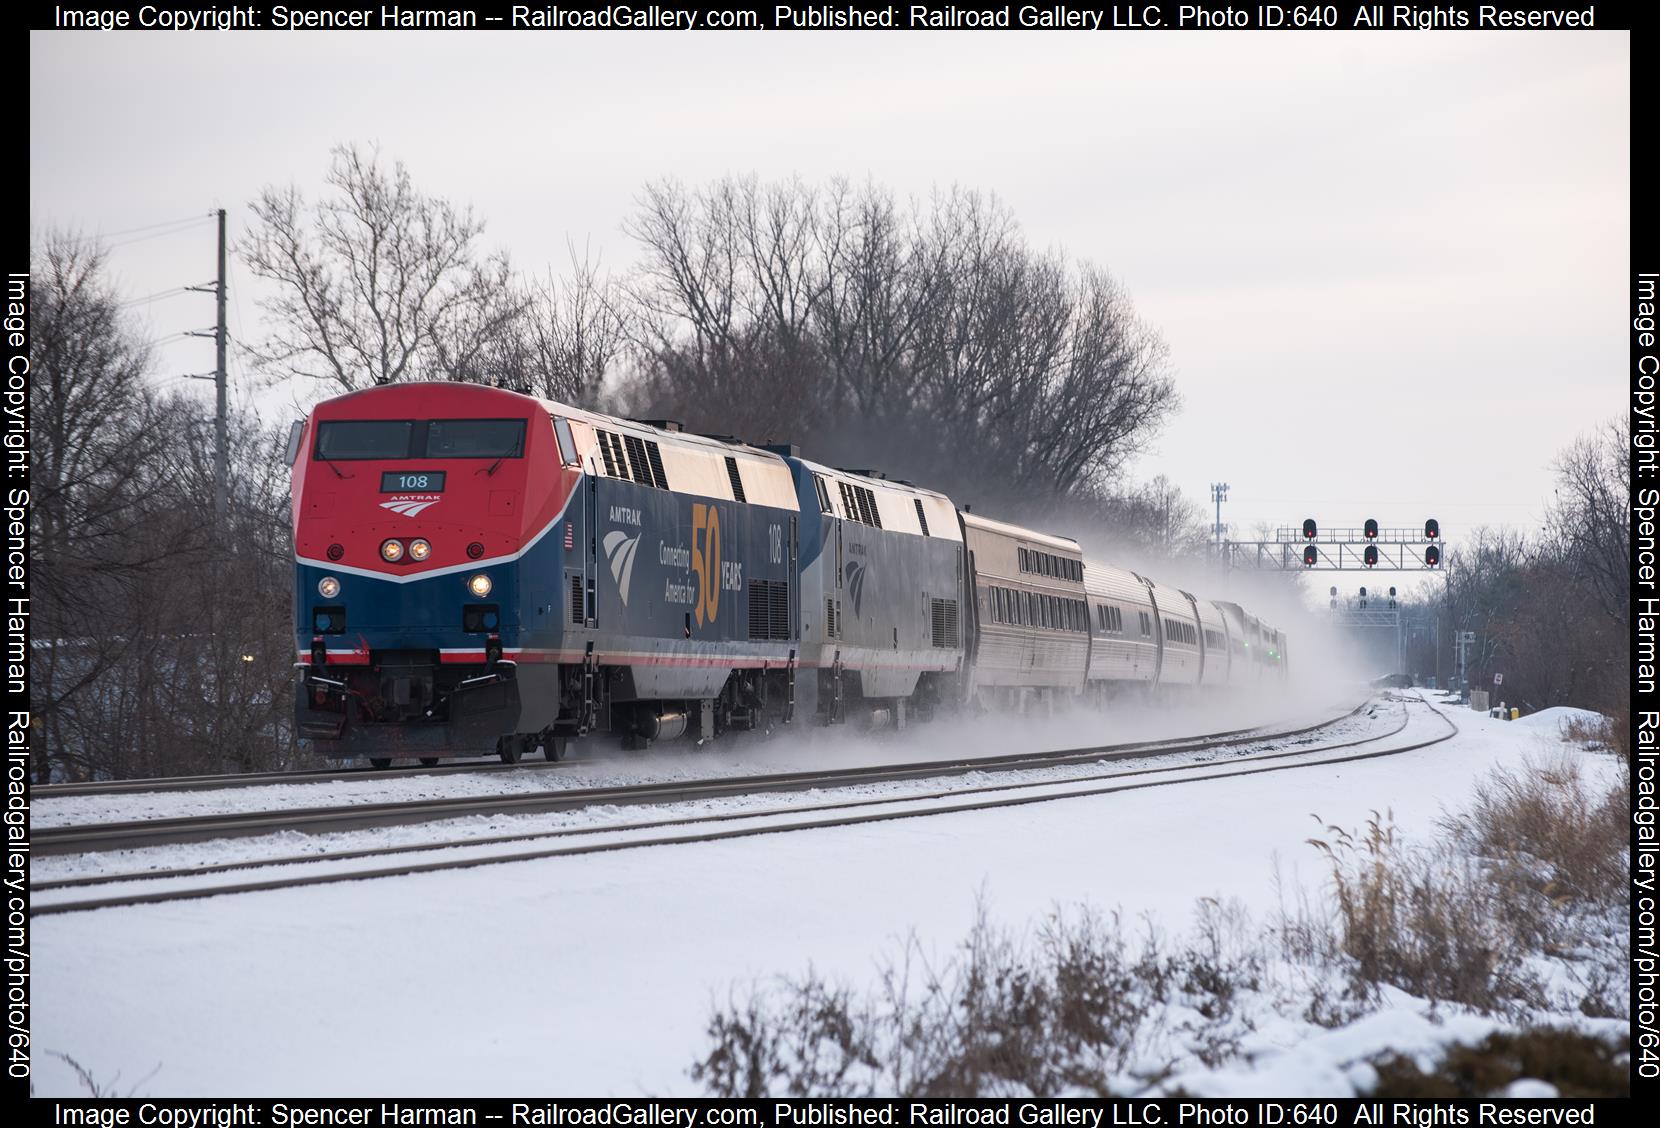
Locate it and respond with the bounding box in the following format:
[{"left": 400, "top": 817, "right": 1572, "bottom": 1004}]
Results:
[
  {"left": 381, "top": 494, "right": 440, "bottom": 517},
  {"left": 609, "top": 505, "right": 641, "bottom": 526}
]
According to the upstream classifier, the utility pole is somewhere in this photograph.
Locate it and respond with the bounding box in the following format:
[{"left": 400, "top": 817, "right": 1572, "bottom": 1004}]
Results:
[
  {"left": 186, "top": 208, "right": 230, "bottom": 525},
  {"left": 213, "top": 208, "right": 228, "bottom": 524},
  {"left": 1210, "top": 482, "right": 1229, "bottom": 559}
]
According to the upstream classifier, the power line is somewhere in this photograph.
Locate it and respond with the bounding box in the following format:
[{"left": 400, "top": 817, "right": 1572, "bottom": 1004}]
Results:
[
  {"left": 39, "top": 213, "right": 212, "bottom": 248},
  {"left": 118, "top": 285, "right": 200, "bottom": 309}
]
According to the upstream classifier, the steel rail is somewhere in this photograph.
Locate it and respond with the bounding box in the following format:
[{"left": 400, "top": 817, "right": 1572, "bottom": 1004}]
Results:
[
  {"left": 33, "top": 699, "right": 1407, "bottom": 895},
  {"left": 33, "top": 754, "right": 570, "bottom": 797},
  {"left": 34, "top": 704, "right": 1366, "bottom": 857},
  {"left": 34, "top": 700, "right": 1357, "bottom": 798},
  {"left": 32, "top": 698, "right": 1451, "bottom": 915}
]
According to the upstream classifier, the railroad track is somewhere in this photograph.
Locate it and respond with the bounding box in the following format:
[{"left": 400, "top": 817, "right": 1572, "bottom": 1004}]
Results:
[
  {"left": 34, "top": 707, "right": 1322, "bottom": 799},
  {"left": 34, "top": 705, "right": 1366, "bottom": 856},
  {"left": 31, "top": 696, "right": 1455, "bottom": 916},
  {"left": 33, "top": 752, "right": 571, "bottom": 797}
]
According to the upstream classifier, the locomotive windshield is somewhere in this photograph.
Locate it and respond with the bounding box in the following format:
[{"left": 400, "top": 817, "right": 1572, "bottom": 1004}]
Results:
[
  {"left": 315, "top": 420, "right": 413, "bottom": 460},
  {"left": 311, "top": 418, "right": 526, "bottom": 460},
  {"left": 427, "top": 419, "right": 526, "bottom": 459}
]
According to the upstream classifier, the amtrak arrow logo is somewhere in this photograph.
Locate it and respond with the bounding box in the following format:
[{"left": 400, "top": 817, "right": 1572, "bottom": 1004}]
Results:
[
  {"left": 381, "top": 498, "right": 440, "bottom": 517},
  {"left": 604, "top": 530, "right": 642, "bottom": 606},
  {"left": 844, "top": 561, "right": 867, "bottom": 618}
]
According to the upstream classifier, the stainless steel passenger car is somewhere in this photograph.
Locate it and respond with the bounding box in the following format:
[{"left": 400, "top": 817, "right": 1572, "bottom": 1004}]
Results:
[
  {"left": 963, "top": 513, "right": 1090, "bottom": 705},
  {"left": 1082, "top": 562, "right": 1161, "bottom": 691}
]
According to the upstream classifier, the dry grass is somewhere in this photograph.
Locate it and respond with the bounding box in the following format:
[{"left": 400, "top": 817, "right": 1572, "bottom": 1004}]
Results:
[
  {"left": 1363, "top": 1027, "right": 1629, "bottom": 1097},
  {"left": 692, "top": 757, "right": 1632, "bottom": 1094},
  {"left": 1304, "top": 751, "right": 1629, "bottom": 1017},
  {"left": 1308, "top": 811, "right": 1544, "bottom": 1014},
  {"left": 690, "top": 902, "right": 1272, "bottom": 1097},
  {"left": 1442, "top": 755, "right": 1628, "bottom": 932}
]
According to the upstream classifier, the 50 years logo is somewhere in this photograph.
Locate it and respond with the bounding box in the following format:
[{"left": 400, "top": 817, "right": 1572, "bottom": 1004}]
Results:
[{"left": 691, "top": 503, "right": 722, "bottom": 627}]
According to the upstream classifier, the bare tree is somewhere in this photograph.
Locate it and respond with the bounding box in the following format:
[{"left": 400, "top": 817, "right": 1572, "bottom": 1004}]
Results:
[
  {"left": 29, "top": 233, "right": 194, "bottom": 780},
  {"left": 513, "top": 246, "right": 629, "bottom": 406},
  {"left": 617, "top": 176, "right": 1178, "bottom": 507},
  {"left": 241, "top": 143, "right": 521, "bottom": 392},
  {"left": 1544, "top": 418, "right": 1628, "bottom": 634}
]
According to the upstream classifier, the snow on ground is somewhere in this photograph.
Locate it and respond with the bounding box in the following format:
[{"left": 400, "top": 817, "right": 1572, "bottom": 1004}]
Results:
[
  {"left": 1510, "top": 705, "right": 1604, "bottom": 732},
  {"left": 29, "top": 691, "right": 1621, "bottom": 1097},
  {"left": 34, "top": 690, "right": 1342, "bottom": 828},
  {"left": 32, "top": 699, "right": 1391, "bottom": 889},
  {"left": 31, "top": 701, "right": 1411, "bottom": 901}
]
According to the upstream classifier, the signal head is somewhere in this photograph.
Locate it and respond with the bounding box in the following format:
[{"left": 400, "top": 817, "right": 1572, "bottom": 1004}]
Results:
[
  {"left": 1364, "top": 518, "right": 1378, "bottom": 539},
  {"left": 1425, "top": 518, "right": 1440, "bottom": 540},
  {"left": 1425, "top": 544, "right": 1441, "bottom": 567},
  {"left": 1302, "top": 545, "right": 1318, "bottom": 567},
  {"left": 1302, "top": 518, "right": 1317, "bottom": 540},
  {"left": 1363, "top": 544, "right": 1379, "bottom": 567}
]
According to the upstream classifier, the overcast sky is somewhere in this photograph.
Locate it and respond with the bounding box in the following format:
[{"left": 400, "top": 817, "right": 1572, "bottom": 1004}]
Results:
[{"left": 30, "top": 30, "right": 1629, "bottom": 592}]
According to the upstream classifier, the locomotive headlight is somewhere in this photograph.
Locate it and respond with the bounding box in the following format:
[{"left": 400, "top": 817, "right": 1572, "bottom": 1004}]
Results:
[
  {"left": 381, "top": 539, "right": 405, "bottom": 562},
  {"left": 468, "top": 573, "right": 493, "bottom": 597},
  {"left": 409, "top": 538, "right": 432, "bottom": 561},
  {"left": 317, "top": 576, "right": 341, "bottom": 599}
]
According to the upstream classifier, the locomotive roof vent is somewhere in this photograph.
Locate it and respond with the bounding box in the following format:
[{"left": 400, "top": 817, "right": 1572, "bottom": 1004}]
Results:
[
  {"left": 838, "top": 467, "right": 888, "bottom": 480},
  {"left": 631, "top": 418, "right": 684, "bottom": 433},
  {"left": 761, "top": 442, "right": 800, "bottom": 458}
]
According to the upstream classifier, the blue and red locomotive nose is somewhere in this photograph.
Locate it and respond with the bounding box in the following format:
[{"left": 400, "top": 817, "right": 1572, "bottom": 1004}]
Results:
[
  {"left": 290, "top": 382, "right": 582, "bottom": 665},
  {"left": 297, "top": 557, "right": 524, "bottom": 665}
]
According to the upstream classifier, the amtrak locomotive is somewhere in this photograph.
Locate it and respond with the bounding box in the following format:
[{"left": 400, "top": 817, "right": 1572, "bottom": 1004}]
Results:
[{"left": 290, "top": 382, "right": 1287, "bottom": 764}]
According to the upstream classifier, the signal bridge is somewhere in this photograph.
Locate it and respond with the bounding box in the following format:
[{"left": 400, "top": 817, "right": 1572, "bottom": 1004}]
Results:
[{"left": 1222, "top": 518, "right": 1443, "bottom": 572}]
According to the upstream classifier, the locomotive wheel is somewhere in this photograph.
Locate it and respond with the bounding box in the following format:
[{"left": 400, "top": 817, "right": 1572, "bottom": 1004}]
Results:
[
  {"left": 420, "top": 757, "right": 440, "bottom": 767},
  {"left": 370, "top": 758, "right": 392, "bottom": 770},
  {"left": 543, "top": 737, "right": 568, "bottom": 762},
  {"left": 497, "top": 736, "right": 524, "bottom": 765}
]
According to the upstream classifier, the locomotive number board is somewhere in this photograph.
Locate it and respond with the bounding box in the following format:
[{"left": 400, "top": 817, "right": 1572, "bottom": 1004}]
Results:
[{"left": 380, "top": 471, "right": 447, "bottom": 492}]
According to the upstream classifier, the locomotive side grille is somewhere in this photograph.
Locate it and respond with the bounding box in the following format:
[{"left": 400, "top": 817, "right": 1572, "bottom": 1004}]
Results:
[
  {"left": 748, "top": 580, "right": 790, "bottom": 641},
  {"left": 930, "top": 598, "right": 959, "bottom": 649},
  {"left": 914, "top": 498, "right": 930, "bottom": 536},
  {"left": 645, "top": 441, "right": 669, "bottom": 490},
  {"left": 623, "top": 434, "right": 655, "bottom": 487},
  {"left": 861, "top": 486, "right": 881, "bottom": 528},
  {"left": 570, "top": 574, "right": 584, "bottom": 625},
  {"left": 825, "top": 596, "right": 838, "bottom": 639},
  {"left": 724, "top": 456, "right": 747, "bottom": 503},
  {"left": 597, "top": 430, "right": 621, "bottom": 477},
  {"left": 769, "top": 580, "right": 790, "bottom": 640}
]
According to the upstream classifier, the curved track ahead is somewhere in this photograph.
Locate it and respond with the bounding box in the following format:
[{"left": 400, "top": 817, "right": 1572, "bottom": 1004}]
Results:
[
  {"left": 35, "top": 706, "right": 1364, "bottom": 856},
  {"left": 32, "top": 696, "right": 1456, "bottom": 916}
]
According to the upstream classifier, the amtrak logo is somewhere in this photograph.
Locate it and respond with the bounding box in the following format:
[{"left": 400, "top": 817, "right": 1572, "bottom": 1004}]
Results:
[
  {"left": 380, "top": 497, "right": 440, "bottom": 517},
  {"left": 603, "top": 530, "right": 642, "bottom": 606},
  {"left": 844, "top": 561, "right": 867, "bottom": 618}
]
